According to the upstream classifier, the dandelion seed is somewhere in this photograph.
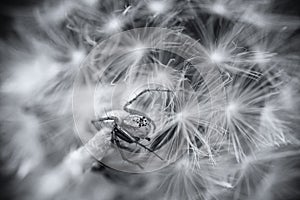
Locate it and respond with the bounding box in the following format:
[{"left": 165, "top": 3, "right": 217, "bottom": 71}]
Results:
[
  {"left": 103, "top": 17, "right": 123, "bottom": 33},
  {"left": 70, "top": 49, "right": 86, "bottom": 66},
  {"left": 210, "top": 50, "right": 227, "bottom": 64},
  {"left": 252, "top": 50, "right": 275, "bottom": 64},
  {"left": 2, "top": 55, "right": 59, "bottom": 95},
  {"left": 211, "top": 3, "right": 227, "bottom": 16},
  {"left": 130, "top": 43, "right": 147, "bottom": 58},
  {"left": 226, "top": 101, "right": 239, "bottom": 119},
  {"left": 148, "top": 0, "right": 170, "bottom": 15},
  {"left": 81, "top": 0, "right": 99, "bottom": 6},
  {"left": 259, "top": 104, "right": 289, "bottom": 146}
]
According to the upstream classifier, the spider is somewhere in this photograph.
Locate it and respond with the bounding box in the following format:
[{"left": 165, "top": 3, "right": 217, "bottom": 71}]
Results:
[{"left": 91, "top": 88, "right": 173, "bottom": 169}]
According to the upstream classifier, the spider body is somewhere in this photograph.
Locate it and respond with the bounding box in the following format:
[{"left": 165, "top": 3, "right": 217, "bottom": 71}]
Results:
[
  {"left": 113, "top": 111, "right": 153, "bottom": 140},
  {"left": 92, "top": 88, "right": 172, "bottom": 168}
]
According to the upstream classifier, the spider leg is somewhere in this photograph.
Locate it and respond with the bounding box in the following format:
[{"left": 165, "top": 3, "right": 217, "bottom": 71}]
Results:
[
  {"left": 91, "top": 116, "right": 118, "bottom": 131},
  {"left": 133, "top": 140, "right": 164, "bottom": 161},
  {"left": 112, "top": 132, "right": 144, "bottom": 169},
  {"left": 124, "top": 88, "right": 173, "bottom": 111},
  {"left": 123, "top": 88, "right": 173, "bottom": 133}
]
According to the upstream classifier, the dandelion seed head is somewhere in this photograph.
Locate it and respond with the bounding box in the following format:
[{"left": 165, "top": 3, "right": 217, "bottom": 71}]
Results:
[
  {"left": 2, "top": 56, "right": 59, "bottom": 95},
  {"left": 104, "top": 17, "right": 123, "bottom": 33},
  {"left": 252, "top": 50, "right": 274, "bottom": 63},
  {"left": 242, "top": 10, "right": 267, "bottom": 28},
  {"left": 70, "top": 49, "right": 86, "bottom": 66},
  {"left": 226, "top": 101, "right": 239, "bottom": 118},
  {"left": 81, "top": 0, "right": 99, "bottom": 6},
  {"left": 211, "top": 3, "right": 227, "bottom": 15},
  {"left": 279, "top": 83, "right": 297, "bottom": 110},
  {"left": 148, "top": 0, "right": 169, "bottom": 15},
  {"left": 2, "top": 0, "right": 300, "bottom": 199},
  {"left": 173, "top": 157, "right": 192, "bottom": 173},
  {"left": 152, "top": 70, "right": 173, "bottom": 86},
  {"left": 261, "top": 104, "right": 272, "bottom": 118},
  {"left": 175, "top": 111, "right": 185, "bottom": 122},
  {"left": 131, "top": 42, "right": 146, "bottom": 51},
  {"left": 210, "top": 50, "right": 227, "bottom": 64},
  {"left": 39, "top": 1, "right": 75, "bottom": 23},
  {"left": 173, "top": 101, "right": 199, "bottom": 125},
  {"left": 129, "top": 42, "right": 147, "bottom": 59}
]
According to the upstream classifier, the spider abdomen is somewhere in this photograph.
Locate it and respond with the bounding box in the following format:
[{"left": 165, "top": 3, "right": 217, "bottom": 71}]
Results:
[{"left": 122, "top": 114, "right": 153, "bottom": 139}]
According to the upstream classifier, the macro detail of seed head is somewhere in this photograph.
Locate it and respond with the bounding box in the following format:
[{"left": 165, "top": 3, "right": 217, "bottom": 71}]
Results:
[{"left": 0, "top": 0, "right": 299, "bottom": 200}]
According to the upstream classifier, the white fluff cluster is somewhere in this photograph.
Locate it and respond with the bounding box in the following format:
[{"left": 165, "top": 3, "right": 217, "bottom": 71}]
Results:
[{"left": 0, "top": 0, "right": 299, "bottom": 200}]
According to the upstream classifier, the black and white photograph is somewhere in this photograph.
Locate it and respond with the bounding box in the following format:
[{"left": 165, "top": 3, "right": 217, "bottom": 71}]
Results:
[{"left": 0, "top": 1, "right": 299, "bottom": 200}]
